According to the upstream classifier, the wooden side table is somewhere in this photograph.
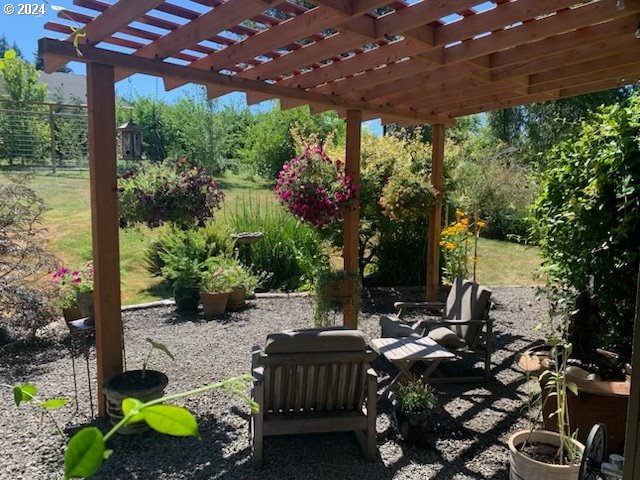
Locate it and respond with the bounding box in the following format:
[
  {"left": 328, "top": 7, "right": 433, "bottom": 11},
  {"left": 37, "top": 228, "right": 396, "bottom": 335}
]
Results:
[{"left": 370, "top": 336, "right": 456, "bottom": 398}]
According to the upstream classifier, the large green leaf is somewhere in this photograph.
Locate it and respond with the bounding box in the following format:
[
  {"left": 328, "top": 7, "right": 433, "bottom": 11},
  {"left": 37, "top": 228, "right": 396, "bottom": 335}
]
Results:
[
  {"left": 41, "top": 398, "right": 69, "bottom": 410},
  {"left": 141, "top": 404, "right": 199, "bottom": 437},
  {"left": 122, "top": 398, "right": 145, "bottom": 423},
  {"left": 145, "top": 338, "right": 175, "bottom": 361},
  {"left": 64, "top": 427, "right": 105, "bottom": 479},
  {"left": 13, "top": 385, "right": 37, "bottom": 406}
]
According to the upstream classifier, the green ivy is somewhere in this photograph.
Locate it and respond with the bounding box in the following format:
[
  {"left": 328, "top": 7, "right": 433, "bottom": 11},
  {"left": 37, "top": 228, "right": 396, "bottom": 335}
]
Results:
[{"left": 534, "top": 92, "right": 640, "bottom": 356}]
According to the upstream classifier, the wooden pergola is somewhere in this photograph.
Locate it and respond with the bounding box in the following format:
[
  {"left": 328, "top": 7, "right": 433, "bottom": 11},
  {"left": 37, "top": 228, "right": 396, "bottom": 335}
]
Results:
[{"left": 39, "top": 0, "right": 640, "bottom": 475}]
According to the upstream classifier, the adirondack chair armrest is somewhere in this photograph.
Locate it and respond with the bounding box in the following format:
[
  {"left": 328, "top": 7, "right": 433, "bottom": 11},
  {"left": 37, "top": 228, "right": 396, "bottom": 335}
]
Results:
[
  {"left": 251, "top": 345, "right": 264, "bottom": 382},
  {"left": 415, "top": 318, "right": 490, "bottom": 328},
  {"left": 393, "top": 301, "right": 446, "bottom": 318}
]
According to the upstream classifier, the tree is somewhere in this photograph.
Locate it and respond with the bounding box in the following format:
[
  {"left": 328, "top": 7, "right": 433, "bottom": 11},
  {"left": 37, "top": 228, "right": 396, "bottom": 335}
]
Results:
[
  {"left": 0, "top": 54, "right": 49, "bottom": 165},
  {"left": 0, "top": 35, "right": 22, "bottom": 59}
]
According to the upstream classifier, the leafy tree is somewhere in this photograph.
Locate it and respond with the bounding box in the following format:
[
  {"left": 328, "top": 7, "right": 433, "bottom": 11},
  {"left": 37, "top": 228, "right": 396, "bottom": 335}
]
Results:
[
  {"left": 240, "top": 104, "right": 344, "bottom": 179},
  {"left": 0, "top": 35, "right": 22, "bottom": 59},
  {"left": 0, "top": 53, "right": 49, "bottom": 165},
  {"left": 487, "top": 88, "right": 635, "bottom": 163},
  {"left": 534, "top": 92, "right": 640, "bottom": 357}
]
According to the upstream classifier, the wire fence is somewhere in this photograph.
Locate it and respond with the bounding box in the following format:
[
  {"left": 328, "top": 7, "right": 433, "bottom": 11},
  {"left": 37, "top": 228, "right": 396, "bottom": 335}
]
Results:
[{"left": 0, "top": 99, "right": 89, "bottom": 171}]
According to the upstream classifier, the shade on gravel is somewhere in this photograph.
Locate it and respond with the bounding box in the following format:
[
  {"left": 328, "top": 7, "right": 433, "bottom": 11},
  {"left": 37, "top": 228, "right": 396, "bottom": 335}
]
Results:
[{"left": 0, "top": 286, "right": 546, "bottom": 480}]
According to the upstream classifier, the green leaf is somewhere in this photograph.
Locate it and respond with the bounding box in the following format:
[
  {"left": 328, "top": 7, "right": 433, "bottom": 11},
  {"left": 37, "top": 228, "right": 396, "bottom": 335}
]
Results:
[
  {"left": 122, "top": 398, "right": 145, "bottom": 423},
  {"left": 567, "top": 382, "right": 579, "bottom": 396},
  {"left": 145, "top": 338, "right": 175, "bottom": 361},
  {"left": 103, "top": 449, "right": 113, "bottom": 460},
  {"left": 41, "top": 398, "right": 69, "bottom": 410},
  {"left": 4, "top": 49, "right": 16, "bottom": 60},
  {"left": 14, "top": 385, "right": 37, "bottom": 406},
  {"left": 140, "top": 404, "right": 199, "bottom": 437},
  {"left": 64, "top": 427, "right": 105, "bottom": 479}
]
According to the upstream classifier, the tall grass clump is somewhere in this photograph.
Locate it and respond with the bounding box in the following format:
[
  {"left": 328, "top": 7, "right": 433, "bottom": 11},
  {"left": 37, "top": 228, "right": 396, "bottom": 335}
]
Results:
[{"left": 222, "top": 196, "right": 329, "bottom": 291}]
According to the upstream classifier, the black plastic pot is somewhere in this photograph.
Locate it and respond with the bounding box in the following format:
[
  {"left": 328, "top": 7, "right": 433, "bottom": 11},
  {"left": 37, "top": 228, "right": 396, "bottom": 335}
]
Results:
[
  {"left": 390, "top": 393, "right": 432, "bottom": 445},
  {"left": 173, "top": 286, "right": 200, "bottom": 311},
  {"left": 103, "top": 369, "right": 168, "bottom": 434}
]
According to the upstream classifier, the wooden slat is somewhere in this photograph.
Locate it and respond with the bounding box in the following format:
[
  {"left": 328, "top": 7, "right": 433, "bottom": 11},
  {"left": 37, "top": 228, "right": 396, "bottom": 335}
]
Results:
[
  {"left": 446, "top": 91, "right": 561, "bottom": 118},
  {"left": 39, "top": 38, "right": 452, "bottom": 124},
  {"left": 490, "top": 15, "right": 639, "bottom": 69},
  {"left": 492, "top": 35, "right": 639, "bottom": 81},
  {"left": 86, "top": 62, "right": 123, "bottom": 417}
]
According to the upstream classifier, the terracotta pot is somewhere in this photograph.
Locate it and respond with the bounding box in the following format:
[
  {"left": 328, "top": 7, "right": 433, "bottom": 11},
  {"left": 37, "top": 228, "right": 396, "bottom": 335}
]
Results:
[
  {"left": 518, "top": 352, "right": 629, "bottom": 453},
  {"left": 227, "top": 286, "right": 246, "bottom": 311},
  {"left": 103, "top": 369, "right": 168, "bottom": 435},
  {"left": 200, "top": 291, "right": 230, "bottom": 317},
  {"left": 508, "top": 430, "right": 583, "bottom": 480},
  {"left": 62, "top": 307, "right": 84, "bottom": 323},
  {"left": 76, "top": 291, "right": 95, "bottom": 325},
  {"left": 173, "top": 286, "right": 200, "bottom": 312}
]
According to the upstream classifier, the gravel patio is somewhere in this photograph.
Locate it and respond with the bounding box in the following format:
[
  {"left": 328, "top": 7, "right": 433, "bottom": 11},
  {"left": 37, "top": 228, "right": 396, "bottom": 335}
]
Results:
[{"left": 0, "top": 286, "right": 546, "bottom": 480}]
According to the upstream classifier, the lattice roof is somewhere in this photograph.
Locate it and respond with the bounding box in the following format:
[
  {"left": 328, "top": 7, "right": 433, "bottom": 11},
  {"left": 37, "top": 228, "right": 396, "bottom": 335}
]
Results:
[{"left": 40, "top": 0, "right": 640, "bottom": 125}]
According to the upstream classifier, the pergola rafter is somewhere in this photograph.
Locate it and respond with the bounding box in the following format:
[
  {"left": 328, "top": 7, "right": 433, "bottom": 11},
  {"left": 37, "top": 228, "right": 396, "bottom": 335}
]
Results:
[{"left": 39, "top": 4, "right": 640, "bottom": 469}]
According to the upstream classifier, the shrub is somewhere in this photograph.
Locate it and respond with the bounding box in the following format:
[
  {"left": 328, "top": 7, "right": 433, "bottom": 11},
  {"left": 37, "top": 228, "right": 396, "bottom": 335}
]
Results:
[
  {"left": 323, "top": 131, "right": 438, "bottom": 285},
  {"left": 222, "top": 196, "right": 329, "bottom": 291},
  {"left": 534, "top": 93, "right": 640, "bottom": 356},
  {"left": 118, "top": 159, "right": 225, "bottom": 229},
  {"left": 0, "top": 174, "right": 58, "bottom": 341},
  {"left": 51, "top": 263, "right": 94, "bottom": 308},
  {"left": 145, "top": 222, "right": 234, "bottom": 278},
  {"left": 397, "top": 381, "right": 437, "bottom": 415}
]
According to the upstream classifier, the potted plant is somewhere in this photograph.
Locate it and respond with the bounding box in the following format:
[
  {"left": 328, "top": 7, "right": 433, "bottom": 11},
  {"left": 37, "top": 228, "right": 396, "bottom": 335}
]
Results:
[
  {"left": 391, "top": 380, "right": 437, "bottom": 445},
  {"left": 51, "top": 263, "right": 94, "bottom": 323},
  {"left": 509, "top": 296, "right": 585, "bottom": 480},
  {"left": 518, "top": 287, "right": 630, "bottom": 453},
  {"left": 313, "top": 269, "right": 360, "bottom": 326},
  {"left": 199, "top": 257, "right": 236, "bottom": 317},
  {"left": 103, "top": 338, "right": 174, "bottom": 434},
  {"left": 225, "top": 264, "right": 259, "bottom": 311},
  {"left": 159, "top": 246, "right": 207, "bottom": 312}
]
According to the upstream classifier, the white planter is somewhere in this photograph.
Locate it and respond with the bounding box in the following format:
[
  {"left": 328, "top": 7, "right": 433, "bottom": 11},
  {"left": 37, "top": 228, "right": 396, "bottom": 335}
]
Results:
[{"left": 508, "top": 430, "right": 584, "bottom": 480}]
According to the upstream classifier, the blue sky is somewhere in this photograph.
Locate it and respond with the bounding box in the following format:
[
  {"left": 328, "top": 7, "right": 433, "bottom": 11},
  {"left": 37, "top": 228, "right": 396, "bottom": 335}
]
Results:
[{"left": 0, "top": 0, "right": 496, "bottom": 133}]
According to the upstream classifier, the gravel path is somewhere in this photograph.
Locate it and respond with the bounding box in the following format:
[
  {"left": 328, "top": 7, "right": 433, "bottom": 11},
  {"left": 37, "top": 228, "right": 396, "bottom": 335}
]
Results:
[{"left": 0, "top": 286, "right": 546, "bottom": 479}]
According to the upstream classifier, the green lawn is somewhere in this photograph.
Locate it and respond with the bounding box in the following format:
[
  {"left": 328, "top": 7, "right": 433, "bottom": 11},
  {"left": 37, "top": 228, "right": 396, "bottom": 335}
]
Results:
[{"left": 1, "top": 170, "right": 543, "bottom": 305}]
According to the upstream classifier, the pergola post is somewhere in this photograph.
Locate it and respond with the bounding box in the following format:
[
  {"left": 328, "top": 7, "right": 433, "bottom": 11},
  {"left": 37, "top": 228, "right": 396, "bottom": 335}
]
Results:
[
  {"left": 426, "top": 123, "right": 445, "bottom": 301},
  {"left": 87, "top": 62, "right": 123, "bottom": 418},
  {"left": 623, "top": 262, "right": 640, "bottom": 480},
  {"left": 343, "top": 109, "right": 362, "bottom": 329}
]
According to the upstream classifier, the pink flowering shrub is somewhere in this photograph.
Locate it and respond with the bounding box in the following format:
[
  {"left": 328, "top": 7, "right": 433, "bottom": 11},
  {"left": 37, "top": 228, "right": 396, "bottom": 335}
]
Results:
[
  {"left": 274, "top": 145, "right": 357, "bottom": 229},
  {"left": 51, "top": 263, "right": 94, "bottom": 308}
]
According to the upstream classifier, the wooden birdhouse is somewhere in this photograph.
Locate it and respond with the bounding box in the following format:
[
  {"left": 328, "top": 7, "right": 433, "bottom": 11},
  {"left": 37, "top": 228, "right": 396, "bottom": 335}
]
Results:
[{"left": 117, "top": 121, "right": 142, "bottom": 160}]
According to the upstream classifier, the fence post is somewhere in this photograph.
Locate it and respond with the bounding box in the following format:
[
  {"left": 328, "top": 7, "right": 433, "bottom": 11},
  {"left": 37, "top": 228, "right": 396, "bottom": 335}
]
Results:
[{"left": 49, "top": 104, "right": 57, "bottom": 174}]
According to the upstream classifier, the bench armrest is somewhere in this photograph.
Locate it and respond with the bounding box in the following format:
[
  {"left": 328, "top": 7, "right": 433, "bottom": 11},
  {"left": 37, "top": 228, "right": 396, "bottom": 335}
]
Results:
[{"left": 416, "top": 318, "right": 491, "bottom": 328}]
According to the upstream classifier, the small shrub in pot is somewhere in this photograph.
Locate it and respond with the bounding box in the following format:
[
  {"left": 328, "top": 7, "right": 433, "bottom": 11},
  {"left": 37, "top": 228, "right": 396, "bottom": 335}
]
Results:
[{"left": 392, "top": 381, "right": 437, "bottom": 445}]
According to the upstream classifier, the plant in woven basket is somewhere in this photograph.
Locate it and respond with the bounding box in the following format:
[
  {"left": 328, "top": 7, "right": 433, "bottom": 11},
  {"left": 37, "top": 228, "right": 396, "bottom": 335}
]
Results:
[
  {"left": 312, "top": 269, "right": 361, "bottom": 327},
  {"left": 379, "top": 168, "right": 437, "bottom": 222},
  {"left": 274, "top": 144, "right": 357, "bottom": 229}
]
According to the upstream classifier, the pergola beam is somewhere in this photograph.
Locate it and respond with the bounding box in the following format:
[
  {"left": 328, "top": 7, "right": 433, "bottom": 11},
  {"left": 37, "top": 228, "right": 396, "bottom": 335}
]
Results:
[{"left": 39, "top": 38, "right": 452, "bottom": 124}]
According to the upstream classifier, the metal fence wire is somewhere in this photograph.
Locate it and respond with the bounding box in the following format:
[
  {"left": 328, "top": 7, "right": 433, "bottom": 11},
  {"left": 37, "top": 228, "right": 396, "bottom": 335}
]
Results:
[{"left": 0, "top": 99, "right": 88, "bottom": 170}]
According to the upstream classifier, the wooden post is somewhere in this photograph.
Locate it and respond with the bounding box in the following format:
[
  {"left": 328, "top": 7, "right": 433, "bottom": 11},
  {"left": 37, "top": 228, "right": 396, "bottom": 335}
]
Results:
[
  {"left": 623, "top": 262, "right": 640, "bottom": 480},
  {"left": 343, "top": 109, "right": 361, "bottom": 329},
  {"left": 426, "top": 124, "right": 445, "bottom": 301},
  {"left": 87, "top": 63, "right": 123, "bottom": 418}
]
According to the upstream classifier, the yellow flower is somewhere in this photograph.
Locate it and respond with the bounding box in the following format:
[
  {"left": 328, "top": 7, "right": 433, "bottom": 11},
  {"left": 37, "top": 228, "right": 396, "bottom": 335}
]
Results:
[
  {"left": 439, "top": 240, "right": 446, "bottom": 246},
  {"left": 477, "top": 220, "right": 486, "bottom": 229},
  {"left": 446, "top": 242, "right": 457, "bottom": 250},
  {"left": 455, "top": 209, "right": 465, "bottom": 220}
]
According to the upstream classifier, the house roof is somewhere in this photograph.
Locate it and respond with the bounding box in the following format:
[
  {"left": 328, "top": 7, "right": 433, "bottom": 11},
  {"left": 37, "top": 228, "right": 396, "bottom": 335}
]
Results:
[{"left": 40, "top": 0, "right": 640, "bottom": 125}]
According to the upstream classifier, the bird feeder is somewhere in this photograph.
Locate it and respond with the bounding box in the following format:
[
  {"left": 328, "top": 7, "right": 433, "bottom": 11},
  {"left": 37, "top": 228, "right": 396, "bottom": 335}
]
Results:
[{"left": 117, "top": 121, "right": 142, "bottom": 160}]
